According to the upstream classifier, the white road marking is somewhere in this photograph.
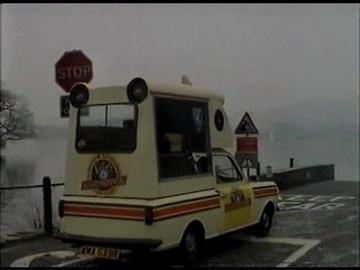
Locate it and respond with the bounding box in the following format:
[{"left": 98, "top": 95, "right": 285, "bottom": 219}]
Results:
[
  {"left": 284, "top": 195, "right": 312, "bottom": 201},
  {"left": 311, "top": 202, "right": 345, "bottom": 210},
  {"left": 307, "top": 195, "right": 331, "bottom": 202},
  {"left": 240, "top": 236, "right": 321, "bottom": 267},
  {"left": 276, "top": 240, "right": 320, "bottom": 267},
  {"left": 9, "top": 237, "right": 321, "bottom": 267},
  {"left": 279, "top": 194, "right": 356, "bottom": 211},
  {"left": 329, "top": 195, "right": 356, "bottom": 202},
  {"left": 10, "top": 250, "right": 75, "bottom": 267},
  {"left": 285, "top": 202, "right": 317, "bottom": 210},
  {"left": 52, "top": 254, "right": 96, "bottom": 267}
]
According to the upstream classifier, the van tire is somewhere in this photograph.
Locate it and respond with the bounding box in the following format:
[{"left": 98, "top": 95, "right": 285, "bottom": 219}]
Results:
[
  {"left": 180, "top": 228, "right": 203, "bottom": 263},
  {"left": 255, "top": 206, "right": 274, "bottom": 237}
]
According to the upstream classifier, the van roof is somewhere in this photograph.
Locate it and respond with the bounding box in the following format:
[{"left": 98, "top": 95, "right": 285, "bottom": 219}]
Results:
[
  {"left": 88, "top": 81, "right": 225, "bottom": 104},
  {"left": 147, "top": 82, "right": 225, "bottom": 104}
]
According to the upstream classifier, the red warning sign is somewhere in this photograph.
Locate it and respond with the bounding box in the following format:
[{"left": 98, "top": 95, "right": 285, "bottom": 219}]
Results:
[{"left": 236, "top": 137, "right": 258, "bottom": 153}]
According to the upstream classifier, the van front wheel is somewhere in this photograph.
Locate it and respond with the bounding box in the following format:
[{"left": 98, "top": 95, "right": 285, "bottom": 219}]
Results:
[{"left": 255, "top": 208, "right": 273, "bottom": 237}]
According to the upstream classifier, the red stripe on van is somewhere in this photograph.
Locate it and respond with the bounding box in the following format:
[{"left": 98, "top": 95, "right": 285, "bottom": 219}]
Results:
[
  {"left": 254, "top": 187, "right": 278, "bottom": 199},
  {"left": 254, "top": 192, "right": 278, "bottom": 199},
  {"left": 254, "top": 189, "right": 277, "bottom": 196},
  {"left": 63, "top": 197, "right": 221, "bottom": 221},
  {"left": 254, "top": 190, "right": 277, "bottom": 196},
  {"left": 64, "top": 205, "right": 144, "bottom": 220},
  {"left": 154, "top": 198, "right": 220, "bottom": 220}
]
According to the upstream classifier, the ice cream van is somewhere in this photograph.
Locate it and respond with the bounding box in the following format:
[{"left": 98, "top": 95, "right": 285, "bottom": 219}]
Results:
[{"left": 57, "top": 77, "right": 280, "bottom": 261}]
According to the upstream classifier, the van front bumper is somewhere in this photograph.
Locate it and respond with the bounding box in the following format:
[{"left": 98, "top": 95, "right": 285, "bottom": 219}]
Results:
[{"left": 54, "top": 232, "right": 162, "bottom": 250}]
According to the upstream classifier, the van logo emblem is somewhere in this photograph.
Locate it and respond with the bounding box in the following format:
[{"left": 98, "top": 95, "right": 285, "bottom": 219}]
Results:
[
  {"left": 81, "top": 155, "right": 127, "bottom": 195},
  {"left": 225, "top": 188, "right": 250, "bottom": 212}
]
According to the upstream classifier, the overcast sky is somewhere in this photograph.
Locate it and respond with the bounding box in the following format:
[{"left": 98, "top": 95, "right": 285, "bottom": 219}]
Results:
[{"left": 1, "top": 4, "right": 359, "bottom": 127}]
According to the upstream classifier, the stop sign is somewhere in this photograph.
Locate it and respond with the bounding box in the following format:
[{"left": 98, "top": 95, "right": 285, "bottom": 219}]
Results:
[{"left": 55, "top": 50, "right": 93, "bottom": 92}]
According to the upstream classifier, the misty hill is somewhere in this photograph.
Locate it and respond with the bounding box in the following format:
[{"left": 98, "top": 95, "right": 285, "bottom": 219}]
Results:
[{"left": 227, "top": 95, "right": 358, "bottom": 140}]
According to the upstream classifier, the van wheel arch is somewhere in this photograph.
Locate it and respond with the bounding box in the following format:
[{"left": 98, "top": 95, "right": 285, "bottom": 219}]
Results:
[{"left": 179, "top": 220, "right": 206, "bottom": 262}]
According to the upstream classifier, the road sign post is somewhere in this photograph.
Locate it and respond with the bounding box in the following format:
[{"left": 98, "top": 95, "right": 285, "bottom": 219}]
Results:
[
  {"left": 235, "top": 112, "right": 259, "bottom": 180},
  {"left": 60, "top": 95, "right": 70, "bottom": 118},
  {"left": 60, "top": 95, "right": 89, "bottom": 118}
]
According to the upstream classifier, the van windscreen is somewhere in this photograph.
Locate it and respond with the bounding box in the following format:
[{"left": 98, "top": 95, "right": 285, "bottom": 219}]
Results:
[{"left": 76, "top": 104, "right": 137, "bottom": 153}]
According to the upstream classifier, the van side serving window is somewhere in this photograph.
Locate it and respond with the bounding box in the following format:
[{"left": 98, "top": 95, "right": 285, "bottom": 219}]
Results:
[
  {"left": 155, "top": 97, "right": 212, "bottom": 180},
  {"left": 213, "top": 155, "right": 243, "bottom": 183},
  {"left": 76, "top": 104, "right": 137, "bottom": 153}
]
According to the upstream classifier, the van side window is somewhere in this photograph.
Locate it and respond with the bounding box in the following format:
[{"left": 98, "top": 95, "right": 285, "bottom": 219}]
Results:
[
  {"left": 155, "top": 97, "right": 211, "bottom": 180},
  {"left": 213, "top": 155, "right": 243, "bottom": 183}
]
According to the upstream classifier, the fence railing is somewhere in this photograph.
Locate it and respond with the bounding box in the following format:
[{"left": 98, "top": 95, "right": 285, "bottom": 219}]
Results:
[{"left": 0, "top": 176, "right": 64, "bottom": 235}]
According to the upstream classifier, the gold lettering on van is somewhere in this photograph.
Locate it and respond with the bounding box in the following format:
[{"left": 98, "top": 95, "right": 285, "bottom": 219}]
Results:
[{"left": 81, "top": 155, "right": 128, "bottom": 196}]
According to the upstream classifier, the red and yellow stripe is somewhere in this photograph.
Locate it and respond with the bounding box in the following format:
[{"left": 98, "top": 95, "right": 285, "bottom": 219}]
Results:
[
  {"left": 63, "top": 197, "right": 220, "bottom": 222},
  {"left": 154, "top": 198, "right": 220, "bottom": 221},
  {"left": 253, "top": 186, "right": 278, "bottom": 199},
  {"left": 64, "top": 204, "right": 144, "bottom": 220}
]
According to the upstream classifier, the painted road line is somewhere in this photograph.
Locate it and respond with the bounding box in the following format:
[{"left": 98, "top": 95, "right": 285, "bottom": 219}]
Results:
[
  {"left": 52, "top": 254, "right": 96, "bottom": 267},
  {"left": 278, "top": 194, "right": 356, "bottom": 211},
  {"left": 10, "top": 250, "right": 75, "bottom": 267},
  {"left": 10, "top": 237, "right": 321, "bottom": 267},
  {"left": 240, "top": 236, "right": 321, "bottom": 267},
  {"left": 276, "top": 239, "right": 320, "bottom": 267}
]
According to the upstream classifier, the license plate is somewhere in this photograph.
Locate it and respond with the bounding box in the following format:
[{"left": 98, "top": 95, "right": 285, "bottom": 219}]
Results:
[{"left": 80, "top": 246, "right": 121, "bottom": 260}]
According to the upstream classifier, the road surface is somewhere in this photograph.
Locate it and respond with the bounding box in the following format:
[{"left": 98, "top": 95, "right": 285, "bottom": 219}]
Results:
[{"left": 1, "top": 180, "right": 358, "bottom": 267}]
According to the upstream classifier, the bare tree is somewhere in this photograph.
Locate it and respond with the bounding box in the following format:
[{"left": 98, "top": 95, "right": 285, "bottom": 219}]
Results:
[{"left": 0, "top": 83, "right": 35, "bottom": 148}]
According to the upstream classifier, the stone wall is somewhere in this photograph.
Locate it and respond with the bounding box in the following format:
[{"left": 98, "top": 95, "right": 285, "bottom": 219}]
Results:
[{"left": 260, "top": 164, "right": 335, "bottom": 190}]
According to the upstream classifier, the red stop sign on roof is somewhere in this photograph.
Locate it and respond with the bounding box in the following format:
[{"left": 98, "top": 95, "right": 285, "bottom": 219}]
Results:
[{"left": 55, "top": 50, "right": 93, "bottom": 92}]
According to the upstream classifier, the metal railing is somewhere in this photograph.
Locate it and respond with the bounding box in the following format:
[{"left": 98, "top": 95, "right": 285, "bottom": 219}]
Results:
[{"left": 0, "top": 177, "right": 64, "bottom": 235}]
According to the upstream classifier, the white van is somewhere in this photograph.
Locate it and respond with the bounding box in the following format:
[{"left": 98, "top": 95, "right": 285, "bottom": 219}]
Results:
[{"left": 57, "top": 78, "right": 280, "bottom": 261}]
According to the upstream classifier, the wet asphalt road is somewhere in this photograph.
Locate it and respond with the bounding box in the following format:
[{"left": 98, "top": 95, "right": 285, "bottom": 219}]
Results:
[
  {"left": 273, "top": 180, "right": 359, "bottom": 267},
  {"left": 1, "top": 180, "right": 359, "bottom": 267}
]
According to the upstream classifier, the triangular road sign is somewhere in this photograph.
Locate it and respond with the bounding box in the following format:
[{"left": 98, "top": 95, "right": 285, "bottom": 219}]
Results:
[{"left": 235, "top": 112, "right": 259, "bottom": 134}]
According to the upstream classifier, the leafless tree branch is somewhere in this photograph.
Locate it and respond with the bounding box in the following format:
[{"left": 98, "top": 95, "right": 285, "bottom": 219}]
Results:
[{"left": 1, "top": 84, "right": 35, "bottom": 148}]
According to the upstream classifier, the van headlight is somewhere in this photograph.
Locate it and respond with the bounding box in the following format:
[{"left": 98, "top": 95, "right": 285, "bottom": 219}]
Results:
[
  {"left": 69, "top": 83, "right": 89, "bottom": 108},
  {"left": 127, "top": 77, "right": 148, "bottom": 103}
]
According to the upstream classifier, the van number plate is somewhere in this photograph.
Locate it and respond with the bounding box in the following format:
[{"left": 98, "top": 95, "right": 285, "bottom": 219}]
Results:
[{"left": 80, "top": 246, "right": 121, "bottom": 260}]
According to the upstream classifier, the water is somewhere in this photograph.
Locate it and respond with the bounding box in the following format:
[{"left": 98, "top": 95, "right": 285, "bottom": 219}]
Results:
[
  {"left": 1, "top": 137, "right": 67, "bottom": 242},
  {"left": 0, "top": 127, "right": 358, "bottom": 242}
]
